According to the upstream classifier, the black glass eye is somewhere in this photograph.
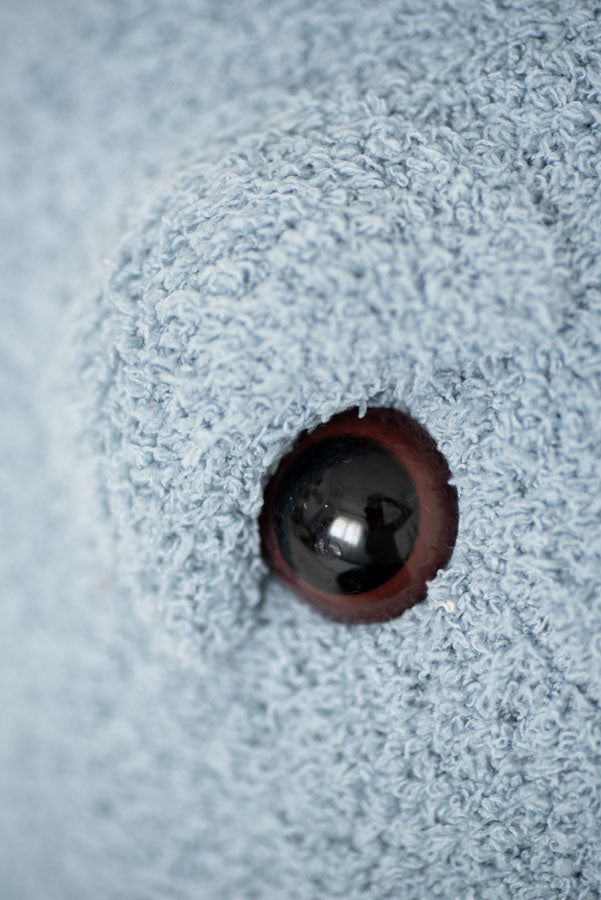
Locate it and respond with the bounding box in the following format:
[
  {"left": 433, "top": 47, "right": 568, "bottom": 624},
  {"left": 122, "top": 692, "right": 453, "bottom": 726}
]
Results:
[{"left": 259, "top": 407, "right": 458, "bottom": 623}]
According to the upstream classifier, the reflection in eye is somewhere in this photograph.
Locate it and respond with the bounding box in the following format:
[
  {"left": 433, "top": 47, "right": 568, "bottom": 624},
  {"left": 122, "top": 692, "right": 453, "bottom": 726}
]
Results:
[
  {"left": 328, "top": 515, "right": 364, "bottom": 550},
  {"left": 260, "top": 407, "right": 458, "bottom": 622}
]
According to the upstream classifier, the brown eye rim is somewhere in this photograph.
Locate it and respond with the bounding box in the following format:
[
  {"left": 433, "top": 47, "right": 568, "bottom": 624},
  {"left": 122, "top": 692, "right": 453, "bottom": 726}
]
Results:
[{"left": 259, "top": 406, "right": 459, "bottom": 624}]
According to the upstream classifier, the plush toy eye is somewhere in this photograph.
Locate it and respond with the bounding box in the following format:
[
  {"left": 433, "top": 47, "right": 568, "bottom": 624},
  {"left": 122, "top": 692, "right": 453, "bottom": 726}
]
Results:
[{"left": 259, "top": 407, "right": 458, "bottom": 623}]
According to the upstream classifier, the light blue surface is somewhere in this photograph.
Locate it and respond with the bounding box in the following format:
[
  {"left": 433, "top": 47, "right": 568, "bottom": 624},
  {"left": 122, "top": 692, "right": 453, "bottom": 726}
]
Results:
[{"left": 1, "top": 2, "right": 601, "bottom": 897}]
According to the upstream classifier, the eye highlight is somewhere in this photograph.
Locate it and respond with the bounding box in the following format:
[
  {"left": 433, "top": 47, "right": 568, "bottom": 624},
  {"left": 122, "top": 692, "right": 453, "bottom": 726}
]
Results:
[{"left": 259, "top": 407, "right": 458, "bottom": 624}]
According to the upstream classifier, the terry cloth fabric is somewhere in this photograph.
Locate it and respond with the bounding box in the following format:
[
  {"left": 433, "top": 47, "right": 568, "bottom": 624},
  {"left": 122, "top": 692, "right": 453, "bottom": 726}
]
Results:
[{"left": 1, "top": 2, "right": 601, "bottom": 898}]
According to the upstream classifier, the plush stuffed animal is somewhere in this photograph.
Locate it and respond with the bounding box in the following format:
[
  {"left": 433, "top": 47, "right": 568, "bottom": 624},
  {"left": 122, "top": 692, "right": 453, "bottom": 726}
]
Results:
[{"left": 2, "top": 2, "right": 600, "bottom": 897}]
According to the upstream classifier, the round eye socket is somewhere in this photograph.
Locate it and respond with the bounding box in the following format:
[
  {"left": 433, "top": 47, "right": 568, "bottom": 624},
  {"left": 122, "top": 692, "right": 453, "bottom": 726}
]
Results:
[{"left": 259, "top": 406, "right": 458, "bottom": 623}]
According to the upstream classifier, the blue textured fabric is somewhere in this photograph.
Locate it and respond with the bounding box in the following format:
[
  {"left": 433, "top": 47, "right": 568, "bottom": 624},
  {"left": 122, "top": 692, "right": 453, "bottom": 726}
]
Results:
[{"left": 1, "top": 2, "right": 601, "bottom": 898}]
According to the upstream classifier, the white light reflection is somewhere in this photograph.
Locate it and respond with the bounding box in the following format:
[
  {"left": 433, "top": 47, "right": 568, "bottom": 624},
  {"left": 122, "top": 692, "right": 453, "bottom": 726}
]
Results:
[{"left": 328, "top": 515, "right": 364, "bottom": 549}]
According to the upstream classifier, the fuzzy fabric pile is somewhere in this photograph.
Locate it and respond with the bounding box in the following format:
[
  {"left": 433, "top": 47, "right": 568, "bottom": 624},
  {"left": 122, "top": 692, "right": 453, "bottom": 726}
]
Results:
[{"left": 1, "top": 2, "right": 601, "bottom": 897}]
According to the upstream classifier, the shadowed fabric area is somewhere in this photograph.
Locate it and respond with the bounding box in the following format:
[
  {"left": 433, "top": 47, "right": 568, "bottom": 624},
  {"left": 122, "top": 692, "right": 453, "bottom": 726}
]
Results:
[{"left": 1, "top": 2, "right": 600, "bottom": 898}]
